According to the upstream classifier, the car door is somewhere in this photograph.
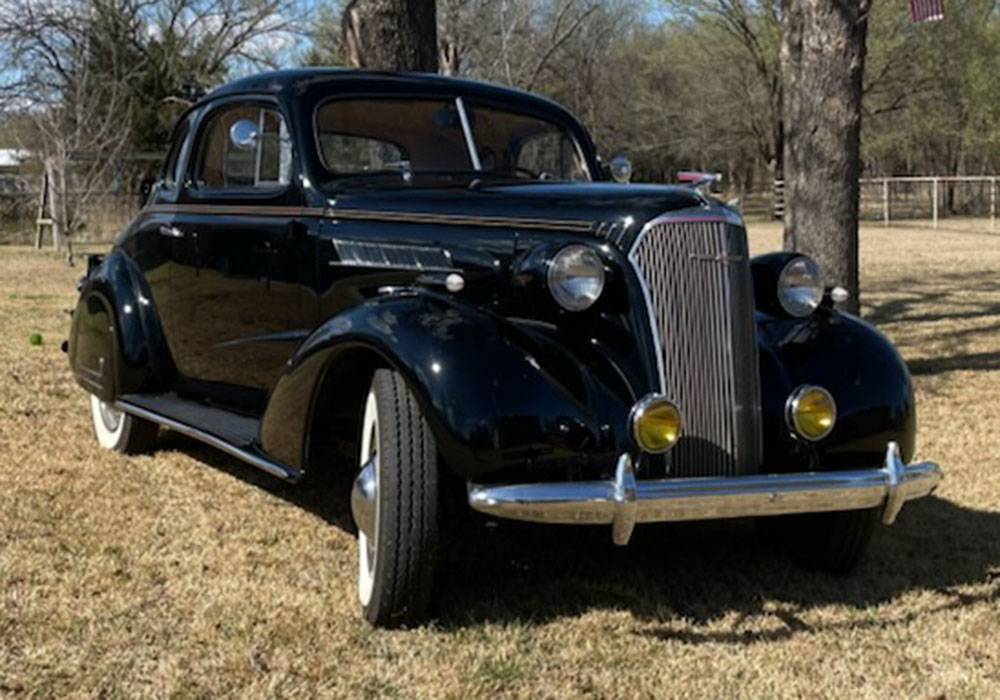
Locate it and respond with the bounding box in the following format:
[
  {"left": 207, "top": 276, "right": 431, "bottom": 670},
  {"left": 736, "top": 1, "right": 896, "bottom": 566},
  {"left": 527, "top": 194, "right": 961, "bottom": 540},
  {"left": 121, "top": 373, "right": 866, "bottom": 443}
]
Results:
[
  {"left": 170, "top": 97, "right": 308, "bottom": 412},
  {"left": 125, "top": 113, "right": 195, "bottom": 354}
]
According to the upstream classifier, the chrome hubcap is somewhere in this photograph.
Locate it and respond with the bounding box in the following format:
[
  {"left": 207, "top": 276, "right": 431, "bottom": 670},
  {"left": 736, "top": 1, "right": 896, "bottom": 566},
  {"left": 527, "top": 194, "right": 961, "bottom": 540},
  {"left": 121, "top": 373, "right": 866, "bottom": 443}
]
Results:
[
  {"left": 97, "top": 400, "right": 123, "bottom": 432},
  {"left": 357, "top": 391, "right": 380, "bottom": 606},
  {"left": 351, "top": 455, "right": 378, "bottom": 540}
]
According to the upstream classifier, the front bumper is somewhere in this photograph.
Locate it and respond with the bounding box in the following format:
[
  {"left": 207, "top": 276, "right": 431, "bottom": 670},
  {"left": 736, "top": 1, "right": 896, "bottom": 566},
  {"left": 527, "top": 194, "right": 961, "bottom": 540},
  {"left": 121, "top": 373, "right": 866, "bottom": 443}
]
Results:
[{"left": 468, "top": 442, "right": 941, "bottom": 545}]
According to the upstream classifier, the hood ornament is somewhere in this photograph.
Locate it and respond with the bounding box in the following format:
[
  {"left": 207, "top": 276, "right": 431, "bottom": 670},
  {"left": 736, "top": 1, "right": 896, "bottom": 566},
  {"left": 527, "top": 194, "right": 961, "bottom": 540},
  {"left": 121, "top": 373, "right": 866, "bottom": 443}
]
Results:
[{"left": 677, "top": 171, "right": 722, "bottom": 194}]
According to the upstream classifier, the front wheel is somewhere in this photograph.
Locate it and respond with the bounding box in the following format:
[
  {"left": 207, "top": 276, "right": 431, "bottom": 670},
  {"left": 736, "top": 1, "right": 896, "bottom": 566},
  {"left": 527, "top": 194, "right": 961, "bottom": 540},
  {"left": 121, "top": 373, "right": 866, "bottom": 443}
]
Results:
[
  {"left": 351, "top": 369, "right": 439, "bottom": 627},
  {"left": 756, "top": 507, "right": 879, "bottom": 573},
  {"left": 89, "top": 394, "right": 158, "bottom": 454}
]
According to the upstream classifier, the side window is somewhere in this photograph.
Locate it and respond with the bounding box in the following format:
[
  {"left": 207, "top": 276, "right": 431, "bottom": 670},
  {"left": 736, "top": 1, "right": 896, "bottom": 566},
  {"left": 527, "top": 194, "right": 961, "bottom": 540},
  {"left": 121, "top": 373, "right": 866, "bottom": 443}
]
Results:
[
  {"left": 193, "top": 103, "right": 292, "bottom": 190},
  {"left": 319, "top": 134, "right": 404, "bottom": 172},
  {"left": 162, "top": 117, "right": 191, "bottom": 188}
]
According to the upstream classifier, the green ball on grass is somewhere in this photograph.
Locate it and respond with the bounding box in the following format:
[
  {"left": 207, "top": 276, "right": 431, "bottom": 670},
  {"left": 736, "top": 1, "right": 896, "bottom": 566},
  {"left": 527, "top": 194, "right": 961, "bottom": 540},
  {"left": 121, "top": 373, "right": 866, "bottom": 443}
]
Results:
[{"left": 28, "top": 331, "right": 43, "bottom": 346}]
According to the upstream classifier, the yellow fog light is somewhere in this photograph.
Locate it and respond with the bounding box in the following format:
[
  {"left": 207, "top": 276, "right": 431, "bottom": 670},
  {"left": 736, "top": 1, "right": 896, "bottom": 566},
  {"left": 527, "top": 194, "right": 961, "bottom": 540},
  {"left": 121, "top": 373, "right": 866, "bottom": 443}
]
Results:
[
  {"left": 632, "top": 395, "right": 682, "bottom": 453},
  {"left": 786, "top": 385, "right": 837, "bottom": 441}
]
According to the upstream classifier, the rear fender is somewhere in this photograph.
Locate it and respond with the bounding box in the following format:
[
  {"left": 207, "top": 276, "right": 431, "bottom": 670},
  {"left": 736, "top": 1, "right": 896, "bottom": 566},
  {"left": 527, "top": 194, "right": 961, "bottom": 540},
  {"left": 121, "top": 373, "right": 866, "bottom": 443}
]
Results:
[
  {"left": 68, "top": 250, "right": 173, "bottom": 400},
  {"left": 260, "top": 292, "right": 635, "bottom": 481}
]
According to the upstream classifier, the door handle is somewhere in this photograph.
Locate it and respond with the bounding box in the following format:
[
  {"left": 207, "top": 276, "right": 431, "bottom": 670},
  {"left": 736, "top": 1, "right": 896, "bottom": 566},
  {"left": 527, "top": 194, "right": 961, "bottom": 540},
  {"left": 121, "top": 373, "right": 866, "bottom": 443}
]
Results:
[{"left": 159, "top": 225, "right": 184, "bottom": 239}]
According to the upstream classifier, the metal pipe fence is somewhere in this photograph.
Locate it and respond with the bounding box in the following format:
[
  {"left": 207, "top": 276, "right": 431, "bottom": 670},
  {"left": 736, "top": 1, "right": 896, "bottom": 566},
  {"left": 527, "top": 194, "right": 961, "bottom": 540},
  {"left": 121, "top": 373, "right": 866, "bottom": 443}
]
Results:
[
  {"left": 859, "top": 176, "right": 1000, "bottom": 231},
  {"left": 756, "top": 177, "right": 1000, "bottom": 232}
]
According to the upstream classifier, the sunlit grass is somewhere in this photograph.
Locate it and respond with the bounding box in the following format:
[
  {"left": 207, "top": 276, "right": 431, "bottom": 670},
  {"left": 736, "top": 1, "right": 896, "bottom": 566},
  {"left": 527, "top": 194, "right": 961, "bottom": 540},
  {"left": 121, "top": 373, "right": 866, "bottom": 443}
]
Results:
[{"left": 1, "top": 223, "right": 998, "bottom": 697}]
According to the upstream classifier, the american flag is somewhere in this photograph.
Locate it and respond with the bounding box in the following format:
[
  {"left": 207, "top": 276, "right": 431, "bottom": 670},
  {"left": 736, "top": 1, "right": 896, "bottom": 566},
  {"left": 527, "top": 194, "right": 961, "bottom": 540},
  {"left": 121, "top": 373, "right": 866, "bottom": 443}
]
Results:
[{"left": 909, "top": 0, "right": 944, "bottom": 21}]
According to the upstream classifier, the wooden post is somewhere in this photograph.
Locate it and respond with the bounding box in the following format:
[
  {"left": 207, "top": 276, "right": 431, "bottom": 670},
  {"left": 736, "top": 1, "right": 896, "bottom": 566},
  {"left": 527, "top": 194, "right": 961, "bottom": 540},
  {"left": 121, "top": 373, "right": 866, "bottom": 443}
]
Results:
[
  {"left": 932, "top": 177, "right": 939, "bottom": 228},
  {"left": 991, "top": 177, "right": 996, "bottom": 233},
  {"left": 882, "top": 178, "right": 889, "bottom": 226},
  {"left": 34, "top": 173, "right": 50, "bottom": 249}
]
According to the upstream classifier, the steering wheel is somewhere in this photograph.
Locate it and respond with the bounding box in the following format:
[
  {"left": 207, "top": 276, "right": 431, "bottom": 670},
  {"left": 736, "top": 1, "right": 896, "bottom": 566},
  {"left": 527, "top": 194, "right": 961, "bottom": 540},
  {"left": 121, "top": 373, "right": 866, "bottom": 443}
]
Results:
[{"left": 513, "top": 166, "right": 541, "bottom": 179}]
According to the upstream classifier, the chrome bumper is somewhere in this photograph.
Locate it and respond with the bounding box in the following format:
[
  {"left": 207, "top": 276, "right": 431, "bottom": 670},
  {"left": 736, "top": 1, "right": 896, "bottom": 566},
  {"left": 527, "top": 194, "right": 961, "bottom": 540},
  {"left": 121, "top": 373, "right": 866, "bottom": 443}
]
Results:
[{"left": 467, "top": 442, "right": 942, "bottom": 545}]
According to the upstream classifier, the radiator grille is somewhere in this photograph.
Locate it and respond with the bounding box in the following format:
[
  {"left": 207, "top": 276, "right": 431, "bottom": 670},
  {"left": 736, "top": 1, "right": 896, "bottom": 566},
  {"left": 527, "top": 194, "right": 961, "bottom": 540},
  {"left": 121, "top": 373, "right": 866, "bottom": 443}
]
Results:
[{"left": 630, "top": 219, "right": 762, "bottom": 477}]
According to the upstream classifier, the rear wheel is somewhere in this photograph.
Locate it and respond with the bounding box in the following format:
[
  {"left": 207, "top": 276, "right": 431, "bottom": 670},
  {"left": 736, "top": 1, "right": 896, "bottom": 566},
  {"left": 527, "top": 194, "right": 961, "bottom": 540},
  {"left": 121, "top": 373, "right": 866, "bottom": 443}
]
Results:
[
  {"left": 351, "top": 369, "right": 439, "bottom": 627},
  {"left": 89, "top": 394, "right": 158, "bottom": 454},
  {"left": 757, "top": 507, "right": 879, "bottom": 573}
]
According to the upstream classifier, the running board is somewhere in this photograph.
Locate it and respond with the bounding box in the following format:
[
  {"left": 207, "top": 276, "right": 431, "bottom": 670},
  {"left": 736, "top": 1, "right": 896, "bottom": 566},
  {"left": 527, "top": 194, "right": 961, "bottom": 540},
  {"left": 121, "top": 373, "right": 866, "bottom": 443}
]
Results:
[{"left": 116, "top": 394, "right": 301, "bottom": 482}]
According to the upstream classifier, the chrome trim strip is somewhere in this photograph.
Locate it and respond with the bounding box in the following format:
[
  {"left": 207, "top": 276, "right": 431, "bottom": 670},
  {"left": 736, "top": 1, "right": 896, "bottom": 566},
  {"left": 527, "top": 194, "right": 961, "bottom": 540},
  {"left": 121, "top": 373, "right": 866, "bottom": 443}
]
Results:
[
  {"left": 326, "top": 208, "right": 596, "bottom": 232},
  {"left": 468, "top": 442, "right": 942, "bottom": 545},
  {"left": 146, "top": 202, "right": 597, "bottom": 232},
  {"left": 455, "top": 96, "right": 482, "bottom": 171},
  {"left": 146, "top": 204, "right": 324, "bottom": 218},
  {"left": 115, "top": 400, "right": 300, "bottom": 482},
  {"left": 211, "top": 328, "right": 311, "bottom": 349}
]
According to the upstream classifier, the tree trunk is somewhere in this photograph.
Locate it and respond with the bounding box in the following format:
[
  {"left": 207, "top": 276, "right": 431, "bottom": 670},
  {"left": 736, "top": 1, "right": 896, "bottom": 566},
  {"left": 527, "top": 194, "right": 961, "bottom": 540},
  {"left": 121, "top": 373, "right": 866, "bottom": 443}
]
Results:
[
  {"left": 781, "top": 0, "right": 869, "bottom": 315},
  {"left": 342, "top": 0, "right": 438, "bottom": 72}
]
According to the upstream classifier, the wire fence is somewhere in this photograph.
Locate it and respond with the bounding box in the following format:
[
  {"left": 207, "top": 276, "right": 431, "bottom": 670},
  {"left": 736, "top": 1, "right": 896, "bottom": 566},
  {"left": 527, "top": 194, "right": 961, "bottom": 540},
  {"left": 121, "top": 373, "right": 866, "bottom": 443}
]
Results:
[
  {"left": 5, "top": 174, "right": 1000, "bottom": 246},
  {"left": 0, "top": 174, "right": 144, "bottom": 246}
]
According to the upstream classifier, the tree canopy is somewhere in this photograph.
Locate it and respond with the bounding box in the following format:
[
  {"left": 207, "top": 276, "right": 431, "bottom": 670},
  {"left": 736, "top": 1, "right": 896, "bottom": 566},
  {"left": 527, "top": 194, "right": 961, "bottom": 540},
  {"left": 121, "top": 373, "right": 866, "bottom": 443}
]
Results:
[{"left": 3, "top": 0, "right": 1000, "bottom": 182}]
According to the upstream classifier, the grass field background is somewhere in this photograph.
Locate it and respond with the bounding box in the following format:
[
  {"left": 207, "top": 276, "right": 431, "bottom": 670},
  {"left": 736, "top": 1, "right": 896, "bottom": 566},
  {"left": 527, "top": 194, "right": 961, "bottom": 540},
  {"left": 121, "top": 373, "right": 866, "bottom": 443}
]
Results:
[{"left": 1, "top": 221, "right": 998, "bottom": 698}]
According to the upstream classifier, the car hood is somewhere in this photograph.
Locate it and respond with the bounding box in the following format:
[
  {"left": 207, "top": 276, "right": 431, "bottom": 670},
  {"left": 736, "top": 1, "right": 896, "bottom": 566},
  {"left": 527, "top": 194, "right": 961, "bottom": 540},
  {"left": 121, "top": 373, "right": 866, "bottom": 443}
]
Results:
[{"left": 325, "top": 182, "right": 721, "bottom": 248}]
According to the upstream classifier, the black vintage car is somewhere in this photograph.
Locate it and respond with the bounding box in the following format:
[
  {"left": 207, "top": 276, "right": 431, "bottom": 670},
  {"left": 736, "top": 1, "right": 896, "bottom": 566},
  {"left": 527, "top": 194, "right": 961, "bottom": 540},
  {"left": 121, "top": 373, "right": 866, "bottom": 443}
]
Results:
[{"left": 68, "top": 69, "right": 941, "bottom": 627}]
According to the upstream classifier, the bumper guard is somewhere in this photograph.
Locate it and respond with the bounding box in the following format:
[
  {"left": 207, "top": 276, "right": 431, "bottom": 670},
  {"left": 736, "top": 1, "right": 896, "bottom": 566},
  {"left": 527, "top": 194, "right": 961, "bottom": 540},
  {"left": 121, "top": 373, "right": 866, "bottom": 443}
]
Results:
[{"left": 467, "top": 442, "right": 942, "bottom": 545}]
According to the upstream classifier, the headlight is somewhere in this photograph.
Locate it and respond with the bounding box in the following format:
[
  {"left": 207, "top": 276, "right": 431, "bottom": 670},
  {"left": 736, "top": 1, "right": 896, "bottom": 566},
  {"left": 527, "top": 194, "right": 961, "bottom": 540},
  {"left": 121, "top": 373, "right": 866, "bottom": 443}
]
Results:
[
  {"left": 778, "top": 255, "right": 823, "bottom": 317},
  {"left": 785, "top": 385, "right": 836, "bottom": 441},
  {"left": 631, "top": 395, "right": 682, "bottom": 453},
  {"left": 547, "top": 245, "right": 605, "bottom": 311}
]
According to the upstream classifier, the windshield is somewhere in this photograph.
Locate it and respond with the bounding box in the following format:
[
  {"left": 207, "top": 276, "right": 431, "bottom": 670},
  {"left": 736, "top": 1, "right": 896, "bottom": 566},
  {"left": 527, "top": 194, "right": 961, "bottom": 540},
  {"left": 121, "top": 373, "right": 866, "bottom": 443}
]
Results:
[{"left": 314, "top": 97, "right": 592, "bottom": 185}]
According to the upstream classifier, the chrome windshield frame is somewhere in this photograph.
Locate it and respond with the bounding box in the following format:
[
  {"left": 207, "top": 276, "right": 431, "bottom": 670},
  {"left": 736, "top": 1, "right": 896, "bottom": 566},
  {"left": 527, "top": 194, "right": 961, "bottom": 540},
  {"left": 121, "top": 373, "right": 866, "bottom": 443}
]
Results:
[{"left": 454, "top": 96, "right": 482, "bottom": 171}]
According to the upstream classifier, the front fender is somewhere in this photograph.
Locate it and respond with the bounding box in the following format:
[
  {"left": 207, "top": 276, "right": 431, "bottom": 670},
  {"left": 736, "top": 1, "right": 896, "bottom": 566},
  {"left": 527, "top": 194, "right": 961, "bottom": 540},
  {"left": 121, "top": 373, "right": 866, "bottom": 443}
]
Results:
[
  {"left": 68, "top": 250, "right": 173, "bottom": 400},
  {"left": 260, "top": 291, "right": 637, "bottom": 481},
  {"left": 758, "top": 309, "right": 916, "bottom": 470}
]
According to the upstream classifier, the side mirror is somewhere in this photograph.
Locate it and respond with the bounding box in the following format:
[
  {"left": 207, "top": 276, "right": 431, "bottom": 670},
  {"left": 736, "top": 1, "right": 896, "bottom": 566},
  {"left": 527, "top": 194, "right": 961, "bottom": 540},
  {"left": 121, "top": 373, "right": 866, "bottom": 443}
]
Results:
[
  {"left": 229, "top": 119, "right": 260, "bottom": 151},
  {"left": 608, "top": 154, "right": 632, "bottom": 184}
]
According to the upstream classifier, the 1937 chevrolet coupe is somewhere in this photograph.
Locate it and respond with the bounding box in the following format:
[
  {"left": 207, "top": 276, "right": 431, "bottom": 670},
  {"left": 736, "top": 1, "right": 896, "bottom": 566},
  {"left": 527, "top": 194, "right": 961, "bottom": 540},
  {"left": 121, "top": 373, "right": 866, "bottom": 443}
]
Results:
[{"left": 68, "top": 69, "right": 942, "bottom": 627}]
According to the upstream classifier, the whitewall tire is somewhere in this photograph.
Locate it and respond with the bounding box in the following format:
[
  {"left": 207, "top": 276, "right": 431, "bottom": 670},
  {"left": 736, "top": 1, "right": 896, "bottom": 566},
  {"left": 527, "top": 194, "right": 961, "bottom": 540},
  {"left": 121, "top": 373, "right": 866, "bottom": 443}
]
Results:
[
  {"left": 88, "top": 394, "right": 158, "bottom": 454},
  {"left": 351, "top": 369, "right": 439, "bottom": 628}
]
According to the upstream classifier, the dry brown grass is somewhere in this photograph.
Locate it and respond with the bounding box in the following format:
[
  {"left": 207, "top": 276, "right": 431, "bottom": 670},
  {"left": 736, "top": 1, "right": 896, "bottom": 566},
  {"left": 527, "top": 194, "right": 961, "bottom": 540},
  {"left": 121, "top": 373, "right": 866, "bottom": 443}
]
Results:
[{"left": 1, "top": 223, "right": 999, "bottom": 698}]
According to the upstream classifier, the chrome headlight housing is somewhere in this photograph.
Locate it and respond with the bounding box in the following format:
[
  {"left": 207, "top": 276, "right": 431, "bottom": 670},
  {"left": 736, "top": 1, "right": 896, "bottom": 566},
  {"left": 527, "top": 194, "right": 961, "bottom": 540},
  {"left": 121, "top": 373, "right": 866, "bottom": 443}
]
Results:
[
  {"left": 547, "top": 245, "right": 605, "bottom": 311},
  {"left": 778, "top": 255, "right": 823, "bottom": 317}
]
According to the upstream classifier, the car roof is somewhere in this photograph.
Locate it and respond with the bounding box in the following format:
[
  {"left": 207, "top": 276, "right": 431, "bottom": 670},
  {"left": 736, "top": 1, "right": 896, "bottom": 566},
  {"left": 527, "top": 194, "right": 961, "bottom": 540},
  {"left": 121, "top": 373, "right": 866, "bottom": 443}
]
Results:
[{"left": 203, "top": 69, "right": 580, "bottom": 124}]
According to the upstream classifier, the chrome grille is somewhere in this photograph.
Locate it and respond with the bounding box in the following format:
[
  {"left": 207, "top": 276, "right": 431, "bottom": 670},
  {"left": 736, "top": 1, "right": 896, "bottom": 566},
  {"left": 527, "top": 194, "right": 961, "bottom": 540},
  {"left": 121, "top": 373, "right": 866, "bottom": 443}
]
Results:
[{"left": 631, "top": 218, "right": 761, "bottom": 477}]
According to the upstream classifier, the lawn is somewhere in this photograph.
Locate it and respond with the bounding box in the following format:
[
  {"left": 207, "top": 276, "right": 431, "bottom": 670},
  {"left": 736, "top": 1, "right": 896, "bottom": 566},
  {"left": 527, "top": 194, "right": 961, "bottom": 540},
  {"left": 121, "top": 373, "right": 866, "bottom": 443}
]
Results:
[{"left": 1, "top": 222, "right": 998, "bottom": 698}]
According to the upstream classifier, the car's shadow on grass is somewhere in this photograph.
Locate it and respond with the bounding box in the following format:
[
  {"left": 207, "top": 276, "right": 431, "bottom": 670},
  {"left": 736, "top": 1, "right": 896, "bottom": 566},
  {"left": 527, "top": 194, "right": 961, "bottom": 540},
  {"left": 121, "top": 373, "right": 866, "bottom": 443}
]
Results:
[
  {"left": 432, "top": 496, "right": 1000, "bottom": 638},
  {"left": 156, "top": 431, "right": 358, "bottom": 530},
  {"left": 157, "top": 430, "right": 1000, "bottom": 641}
]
